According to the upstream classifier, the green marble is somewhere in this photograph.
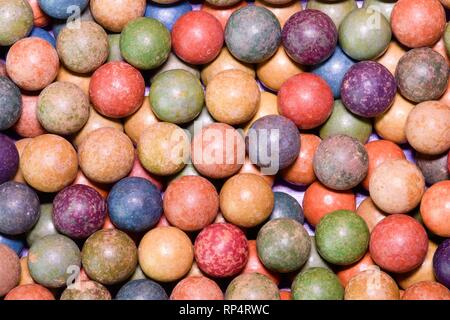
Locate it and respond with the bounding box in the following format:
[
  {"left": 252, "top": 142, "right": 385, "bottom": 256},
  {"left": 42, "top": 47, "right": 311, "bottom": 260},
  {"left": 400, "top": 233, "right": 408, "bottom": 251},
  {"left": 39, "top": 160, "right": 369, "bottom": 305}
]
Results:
[
  {"left": 292, "top": 267, "right": 344, "bottom": 300},
  {"left": 307, "top": 0, "right": 358, "bottom": 29},
  {"left": 26, "top": 204, "right": 59, "bottom": 247},
  {"left": 0, "top": 0, "right": 33, "bottom": 46},
  {"left": 225, "top": 273, "right": 280, "bottom": 300}
]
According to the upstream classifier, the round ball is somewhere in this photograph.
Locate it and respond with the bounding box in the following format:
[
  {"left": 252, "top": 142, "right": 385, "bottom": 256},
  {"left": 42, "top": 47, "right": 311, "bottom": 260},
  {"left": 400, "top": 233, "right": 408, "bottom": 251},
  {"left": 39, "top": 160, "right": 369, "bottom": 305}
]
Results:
[
  {"left": 320, "top": 100, "right": 372, "bottom": 144},
  {"left": 370, "top": 214, "right": 428, "bottom": 273},
  {"left": 172, "top": 11, "right": 223, "bottom": 65},
  {"left": 150, "top": 69, "right": 204, "bottom": 124},
  {"left": 0, "top": 77, "right": 22, "bottom": 131},
  {"left": 191, "top": 123, "right": 244, "bottom": 179},
  {"left": 433, "top": 239, "right": 450, "bottom": 289},
  {"left": 0, "top": 0, "right": 33, "bottom": 46},
  {"left": 356, "top": 197, "right": 387, "bottom": 233},
  {"left": 336, "top": 252, "right": 375, "bottom": 288},
  {"left": 138, "top": 227, "right": 193, "bottom": 282},
  {"left": 416, "top": 153, "right": 449, "bottom": 185},
  {"left": 307, "top": 0, "right": 357, "bottom": 29},
  {"left": 220, "top": 173, "right": 274, "bottom": 228},
  {"left": 138, "top": 122, "right": 190, "bottom": 176},
  {"left": 396, "top": 48, "right": 449, "bottom": 103},
  {"left": 108, "top": 177, "right": 162, "bottom": 233},
  {"left": 171, "top": 276, "right": 223, "bottom": 300},
  {"left": 316, "top": 210, "right": 369, "bottom": 265},
  {"left": 391, "top": 0, "right": 446, "bottom": 48},
  {"left": 313, "top": 135, "right": 368, "bottom": 190},
  {"left": 38, "top": 0, "right": 88, "bottom": 19},
  {"left": 5, "top": 284, "right": 54, "bottom": 300},
  {"left": 116, "top": 279, "right": 168, "bottom": 300},
  {"left": 164, "top": 176, "right": 218, "bottom": 232},
  {"left": 61, "top": 281, "right": 111, "bottom": 300},
  {"left": 120, "top": 17, "right": 171, "bottom": 70},
  {"left": 341, "top": 61, "right": 396, "bottom": 118},
  {"left": 278, "top": 73, "right": 333, "bottom": 129},
  {"left": 28, "top": 234, "right": 81, "bottom": 288},
  {"left": 37, "top": 81, "right": 90, "bottom": 135},
  {"left": 345, "top": 269, "right": 400, "bottom": 300},
  {"left": 13, "top": 94, "right": 46, "bottom": 138},
  {"left": 194, "top": 223, "right": 248, "bottom": 278},
  {"left": 257, "top": 218, "right": 311, "bottom": 273},
  {"left": 225, "top": 273, "right": 280, "bottom": 300},
  {"left": 421, "top": 181, "right": 450, "bottom": 238},
  {"left": 402, "top": 281, "right": 450, "bottom": 300},
  {"left": 0, "top": 134, "right": 19, "bottom": 184},
  {"left": 89, "top": 61, "right": 145, "bottom": 118},
  {"left": 206, "top": 69, "right": 260, "bottom": 125},
  {"left": 242, "top": 240, "right": 279, "bottom": 285},
  {"left": 292, "top": 267, "right": 344, "bottom": 300},
  {"left": 282, "top": 9, "right": 337, "bottom": 65},
  {"left": 26, "top": 204, "right": 58, "bottom": 247},
  {"left": 82, "top": 229, "right": 137, "bottom": 285},
  {"left": 90, "top": 0, "right": 146, "bottom": 32},
  {"left": 0, "top": 244, "right": 20, "bottom": 297},
  {"left": 339, "top": 8, "right": 391, "bottom": 60},
  {"left": 369, "top": 159, "right": 425, "bottom": 214},
  {"left": 144, "top": 1, "right": 192, "bottom": 31},
  {"left": 270, "top": 192, "right": 304, "bottom": 223},
  {"left": 405, "top": 101, "right": 450, "bottom": 155},
  {"left": 53, "top": 184, "right": 107, "bottom": 239},
  {"left": 79, "top": 128, "right": 134, "bottom": 184},
  {"left": 57, "top": 21, "right": 108, "bottom": 74},
  {"left": 303, "top": 181, "right": 356, "bottom": 226},
  {"left": 225, "top": 6, "right": 281, "bottom": 63},
  {"left": 6, "top": 37, "right": 59, "bottom": 91}
]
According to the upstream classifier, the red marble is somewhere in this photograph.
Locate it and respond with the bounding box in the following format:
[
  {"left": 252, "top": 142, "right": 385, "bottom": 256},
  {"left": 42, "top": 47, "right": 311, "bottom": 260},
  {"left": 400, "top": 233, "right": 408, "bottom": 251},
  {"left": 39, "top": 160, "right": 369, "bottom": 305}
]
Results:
[
  {"left": 402, "top": 281, "right": 450, "bottom": 300},
  {"left": 4, "top": 284, "right": 54, "bottom": 300},
  {"left": 170, "top": 276, "right": 224, "bottom": 300},
  {"left": 13, "top": 94, "right": 46, "bottom": 138},
  {"left": 241, "top": 240, "right": 280, "bottom": 285},
  {"left": 420, "top": 180, "right": 450, "bottom": 238}
]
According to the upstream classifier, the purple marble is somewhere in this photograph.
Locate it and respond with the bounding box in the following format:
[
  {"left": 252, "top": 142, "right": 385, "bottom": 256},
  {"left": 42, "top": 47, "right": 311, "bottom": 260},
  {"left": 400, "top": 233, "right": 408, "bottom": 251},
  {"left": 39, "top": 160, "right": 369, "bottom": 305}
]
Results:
[
  {"left": 433, "top": 239, "right": 450, "bottom": 289},
  {"left": 282, "top": 9, "right": 338, "bottom": 66},
  {"left": 0, "top": 133, "right": 19, "bottom": 184},
  {"left": 53, "top": 184, "right": 107, "bottom": 239},
  {"left": 341, "top": 61, "right": 396, "bottom": 118}
]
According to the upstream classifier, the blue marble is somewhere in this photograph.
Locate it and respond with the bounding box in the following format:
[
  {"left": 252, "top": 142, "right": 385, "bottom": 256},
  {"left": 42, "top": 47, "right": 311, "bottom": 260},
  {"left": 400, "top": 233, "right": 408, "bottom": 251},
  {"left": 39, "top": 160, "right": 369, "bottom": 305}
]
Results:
[
  {"left": 145, "top": 1, "right": 192, "bottom": 31},
  {"left": 312, "top": 46, "right": 355, "bottom": 98},
  {"left": 0, "top": 233, "right": 25, "bottom": 255},
  {"left": 38, "top": 0, "right": 89, "bottom": 19},
  {"left": 116, "top": 279, "right": 168, "bottom": 300},
  {"left": 270, "top": 191, "right": 304, "bottom": 224},
  {"left": 107, "top": 177, "right": 162, "bottom": 233},
  {"left": 30, "top": 27, "right": 56, "bottom": 47}
]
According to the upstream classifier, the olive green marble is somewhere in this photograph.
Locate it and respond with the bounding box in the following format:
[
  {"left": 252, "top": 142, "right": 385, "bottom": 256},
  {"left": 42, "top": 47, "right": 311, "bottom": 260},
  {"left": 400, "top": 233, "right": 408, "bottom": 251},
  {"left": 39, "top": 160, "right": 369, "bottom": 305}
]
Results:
[
  {"left": 256, "top": 218, "right": 311, "bottom": 273},
  {"left": 120, "top": 17, "right": 171, "bottom": 70},
  {"left": 320, "top": 100, "right": 372, "bottom": 144},
  {"left": 26, "top": 204, "right": 59, "bottom": 247},
  {"left": 28, "top": 234, "right": 81, "bottom": 288},
  {"left": 363, "top": 0, "right": 396, "bottom": 22},
  {"left": 107, "top": 34, "right": 123, "bottom": 62},
  {"left": 0, "top": 0, "right": 33, "bottom": 46},
  {"left": 307, "top": 0, "right": 358, "bottom": 29},
  {"left": 292, "top": 267, "right": 344, "bottom": 300},
  {"left": 315, "top": 210, "right": 369, "bottom": 266},
  {"left": 150, "top": 69, "right": 204, "bottom": 124},
  {"left": 225, "top": 273, "right": 280, "bottom": 300},
  {"left": 339, "top": 8, "right": 391, "bottom": 61},
  {"left": 81, "top": 229, "right": 137, "bottom": 285}
]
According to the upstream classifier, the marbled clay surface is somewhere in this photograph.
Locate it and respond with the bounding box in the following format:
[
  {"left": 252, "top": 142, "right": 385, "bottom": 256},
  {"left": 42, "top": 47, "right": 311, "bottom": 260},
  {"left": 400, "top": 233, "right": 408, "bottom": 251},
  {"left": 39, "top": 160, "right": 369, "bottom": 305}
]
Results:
[
  {"left": 344, "top": 269, "right": 400, "bottom": 300},
  {"left": 246, "top": 115, "right": 300, "bottom": 170},
  {"left": 315, "top": 210, "right": 369, "bottom": 265},
  {"left": 89, "top": 61, "right": 145, "bottom": 118},
  {"left": 0, "top": 134, "right": 19, "bottom": 184},
  {"left": 433, "top": 239, "right": 450, "bottom": 288},
  {"left": 81, "top": 229, "right": 138, "bottom": 285},
  {"left": 292, "top": 267, "right": 344, "bottom": 300},
  {"left": 171, "top": 276, "right": 224, "bottom": 300},
  {"left": 225, "top": 273, "right": 280, "bottom": 300},
  {"left": 0, "top": 181, "right": 40, "bottom": 235},
  {"left": 194, "top": 223, "right": 248, "bottom": 278},
  {"left": 225, "top": 6, "right": 281, "bottom": 63},
  {"left": 402, "top": 281, "right": 450, "bottom": 300},
  {"left": 90, "top": 0, "right": 146, "bottom": 33},
  {"left": 6, "top": 37, "right": 59, "bottom": 91},
  {"left": 4, "top": 284, "right": 55, "bottom": 300},
  {"left": 282, "top": 9, "right": 337, "bottom": 65},
  {"left": 0, "top": 244, "right": 20, "bottom": 297},
  {"left": 256, "top": 218, "right": 311, "bottom": 273},
  {"left": 341, "top": 61, "right": 396, "bottom": 118},
  {"left": 0, "top": 0, "right": 33, "bottom": 46},
  {"left": 270, "top": 192, "right": 304, "bottom": 223},
  {"left": 313, "top": 135, "right": 368, "bottom": 191},
  {"left": 53, "top": 184, "right": 107, "bottom": 239},
  {"left": 28, "top": 234, "right": 81, "bottom": 288},
  {"left": 13, "top": 94, "right": 47, "bottom": 138},
  {"left": 0, "top": 76, "right": 22, "bottom": 131},
  {"left": 370, "top": 214, "right": 429, "bottom": 273},
  {"left": 116, "top": 279, "right": 168, "bottom": 300},
  {"left": 395, "top": 48, "right": 449, "bottom": 103},
  {"left": 57, "top": 21, "right": 108, "bottom": 74},
  {"left": 60, "top": 280, "right": 111, "bottom": 300}
]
